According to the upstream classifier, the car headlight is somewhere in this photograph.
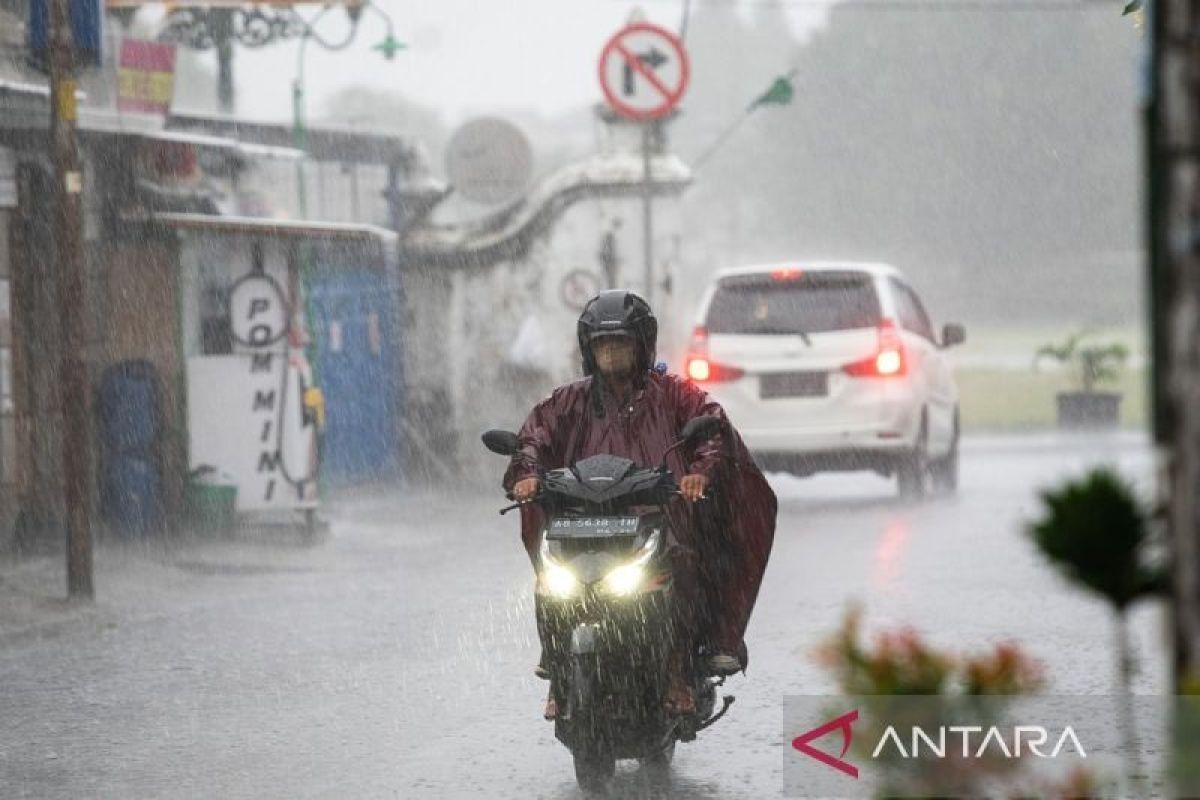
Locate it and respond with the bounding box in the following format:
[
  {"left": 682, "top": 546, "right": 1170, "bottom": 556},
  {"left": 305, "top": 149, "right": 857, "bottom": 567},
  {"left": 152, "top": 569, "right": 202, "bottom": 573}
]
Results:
[
  {"left": 602, "top": 528, "right": 661, "bottom": 596},
  {"left": 539, "top": 537, "right": 579, "bottom": 598}
]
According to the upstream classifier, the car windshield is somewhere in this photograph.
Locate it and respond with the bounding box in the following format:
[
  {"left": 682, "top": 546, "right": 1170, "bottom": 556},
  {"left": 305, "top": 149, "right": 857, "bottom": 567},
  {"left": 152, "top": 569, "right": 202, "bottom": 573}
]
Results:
[{"left": 705, "top": 272, "right": 882, "bottom": 335}]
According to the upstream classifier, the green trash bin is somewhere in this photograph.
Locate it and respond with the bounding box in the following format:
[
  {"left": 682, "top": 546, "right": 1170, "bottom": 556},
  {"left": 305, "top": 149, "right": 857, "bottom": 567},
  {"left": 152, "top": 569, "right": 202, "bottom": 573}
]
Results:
[{"left": 186, "top": 466, "right": 237, "bottom": 534}]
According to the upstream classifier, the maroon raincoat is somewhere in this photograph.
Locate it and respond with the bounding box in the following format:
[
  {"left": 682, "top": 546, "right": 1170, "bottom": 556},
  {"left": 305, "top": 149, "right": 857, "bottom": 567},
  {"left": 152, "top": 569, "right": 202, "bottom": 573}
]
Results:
[{"left": 502, "top": 371, "right": 777, "bottom": 663}]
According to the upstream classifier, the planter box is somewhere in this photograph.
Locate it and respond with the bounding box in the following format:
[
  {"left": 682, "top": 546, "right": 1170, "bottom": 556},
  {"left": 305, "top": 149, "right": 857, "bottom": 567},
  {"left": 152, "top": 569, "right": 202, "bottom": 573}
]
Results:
[{"left": 1056, "top": 391, "right": 1122, "bottom": 429}]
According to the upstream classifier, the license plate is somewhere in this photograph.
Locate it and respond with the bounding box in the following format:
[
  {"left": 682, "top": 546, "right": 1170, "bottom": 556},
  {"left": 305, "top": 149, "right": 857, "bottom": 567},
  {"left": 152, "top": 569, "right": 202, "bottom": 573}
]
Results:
[
  {"left": 547, "top": 516, "right": 640, "bottom": 538},
  {"left": 760, "top": 371, "right": 828, "bottom": 399}
]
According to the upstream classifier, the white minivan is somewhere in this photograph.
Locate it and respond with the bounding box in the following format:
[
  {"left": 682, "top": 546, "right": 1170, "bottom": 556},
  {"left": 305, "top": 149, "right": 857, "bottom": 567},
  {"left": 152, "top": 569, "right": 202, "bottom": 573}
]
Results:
[{"left": 685, "top": 262, "right": 965, "bottom": 497}]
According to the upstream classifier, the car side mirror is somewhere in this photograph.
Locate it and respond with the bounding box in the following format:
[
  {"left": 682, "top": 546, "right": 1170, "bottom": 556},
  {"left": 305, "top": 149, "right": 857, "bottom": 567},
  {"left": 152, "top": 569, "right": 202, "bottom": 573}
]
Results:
[
  {"left": 941, "top": 323, "right": 966, "bottom": 348},
  {"left": 680, "top": 415, "right": 721, "bottom": 443},
  {"left": 482, "top": 429, "right": 519, "bottom": 456}
]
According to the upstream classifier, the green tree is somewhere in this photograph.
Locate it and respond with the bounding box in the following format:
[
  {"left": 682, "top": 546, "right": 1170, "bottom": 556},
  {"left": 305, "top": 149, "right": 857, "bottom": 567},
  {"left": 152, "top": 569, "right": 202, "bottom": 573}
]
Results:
[{"left": 678, "top": 6, "right": 1141, "bottom": 326}]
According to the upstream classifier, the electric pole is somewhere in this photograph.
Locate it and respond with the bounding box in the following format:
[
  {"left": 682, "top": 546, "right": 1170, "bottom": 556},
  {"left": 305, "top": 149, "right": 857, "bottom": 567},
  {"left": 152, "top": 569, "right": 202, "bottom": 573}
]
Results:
[{"left": 48, "top": 0, "right": 94, "bottom": 599}]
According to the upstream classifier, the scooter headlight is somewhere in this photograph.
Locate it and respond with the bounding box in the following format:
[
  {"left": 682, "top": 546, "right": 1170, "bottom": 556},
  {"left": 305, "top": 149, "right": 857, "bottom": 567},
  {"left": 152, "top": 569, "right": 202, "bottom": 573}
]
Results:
[
  {"left": 539, "top": 536, "right": 580, "bottom": 598},
  {"left": 544, "top": 563, "right": 581, "bottom": 598},
  {"left": 603, "top": 563, "right": 645, "bottom": 596},
  {"left": 602, "top": 528, "right": 661, "bottom": 597}
]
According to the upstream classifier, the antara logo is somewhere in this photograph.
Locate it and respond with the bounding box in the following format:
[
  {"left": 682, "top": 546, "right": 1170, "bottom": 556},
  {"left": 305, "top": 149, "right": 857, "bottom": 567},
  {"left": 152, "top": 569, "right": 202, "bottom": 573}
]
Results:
[
  {"left": 792, "top": 709, "right": 1088, "bottom": 778},
  {"left": 871, "top": 725, "right": 1087, "bottom": 760},
  {"left": 792, "top": 709, "right": 860, "bottom": 778}
]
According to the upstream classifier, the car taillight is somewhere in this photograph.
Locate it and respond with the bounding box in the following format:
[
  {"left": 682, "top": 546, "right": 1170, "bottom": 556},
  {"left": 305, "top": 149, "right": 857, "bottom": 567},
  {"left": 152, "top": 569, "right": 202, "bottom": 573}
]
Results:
[
  {"left": 686, "top": 357, "right": 744, "bottom": 383},
  {"left": 874, "top": 349, "right": 903, "bottom": 375},
  {"left": 843, "top": 319, "right": 907, "bottom": 377},
  {"left": 685, "top": 325, "right": 744, "bottom": 382}
]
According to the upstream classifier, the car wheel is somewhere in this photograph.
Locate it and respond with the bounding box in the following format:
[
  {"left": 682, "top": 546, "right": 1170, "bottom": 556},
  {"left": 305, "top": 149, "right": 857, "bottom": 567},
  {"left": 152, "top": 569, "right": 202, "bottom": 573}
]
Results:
[
  {"left": 930, "top": 412, "right": 960, "bottom": 494},
  {"left": 896, "top": 417, "right": 929, "bottom": 500}
]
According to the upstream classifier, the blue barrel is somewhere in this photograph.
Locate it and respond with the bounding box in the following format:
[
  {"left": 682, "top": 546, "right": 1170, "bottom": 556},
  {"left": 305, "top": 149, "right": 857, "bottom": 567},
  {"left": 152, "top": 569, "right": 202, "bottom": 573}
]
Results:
[
  {"left": 103, "top": 454, "right": 163, "bottom": 536},
  {"left": 97, "top": 360, "right": 161, "bottom": 455},
  {"left": 97, "top": 360, "right": 164, "bottom": 535}
]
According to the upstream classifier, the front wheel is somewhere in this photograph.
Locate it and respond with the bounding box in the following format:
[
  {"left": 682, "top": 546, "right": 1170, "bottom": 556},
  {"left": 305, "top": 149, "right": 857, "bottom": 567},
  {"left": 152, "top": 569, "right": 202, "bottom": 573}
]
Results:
[
  {"left": 640, "top": 738, "right": 675, "bottom": 789},
  {"left": 574, "top": 748, "right": 615, "bottom": 794}
]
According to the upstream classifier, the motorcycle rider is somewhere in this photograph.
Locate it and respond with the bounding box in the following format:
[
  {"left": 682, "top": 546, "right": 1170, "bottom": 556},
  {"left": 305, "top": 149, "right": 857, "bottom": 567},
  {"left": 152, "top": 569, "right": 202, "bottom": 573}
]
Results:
[{"left": 502, "top": 290, "right": 777, "bottom": 717}]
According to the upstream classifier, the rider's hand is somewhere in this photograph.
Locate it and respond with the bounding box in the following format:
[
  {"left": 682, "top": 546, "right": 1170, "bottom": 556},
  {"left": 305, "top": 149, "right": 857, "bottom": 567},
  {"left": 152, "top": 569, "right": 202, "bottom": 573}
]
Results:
[
  {"left": 513, "top": 477, "right": 540, "bottom": 501},
  {"left": 680, "top": 474, "right": 709, "bottom": 503}
]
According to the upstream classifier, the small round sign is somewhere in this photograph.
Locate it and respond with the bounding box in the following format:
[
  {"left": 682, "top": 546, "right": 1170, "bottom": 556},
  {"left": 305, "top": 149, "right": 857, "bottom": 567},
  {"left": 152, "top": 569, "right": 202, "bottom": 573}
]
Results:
[
  {"left": 445, "top": 117, "right": 534, "bottom": 205},
  {"left": 229, "top": 272, "right": 289, "bottom": 348},
  {"left": 597, "top": 22, "right": 690, "bottom": 121},
  {"left": 560, "top": 269, "right": 602, "bottom": 311}
]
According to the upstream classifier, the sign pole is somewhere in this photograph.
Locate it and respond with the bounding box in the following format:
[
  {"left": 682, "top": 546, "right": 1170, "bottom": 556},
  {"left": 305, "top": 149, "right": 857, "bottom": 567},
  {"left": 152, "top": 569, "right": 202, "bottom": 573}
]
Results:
[
  {"left": 49, "top": 0, "right": 94, "bottom": 599},
  {"left": 597, "top": 22, "right": 688, "bottom": 306},
  {"left": 641, "top": 122, "right": 654, "bottom": 307},
  {"left": 212, "top": 10, "right": 236, "bottom": 114}
]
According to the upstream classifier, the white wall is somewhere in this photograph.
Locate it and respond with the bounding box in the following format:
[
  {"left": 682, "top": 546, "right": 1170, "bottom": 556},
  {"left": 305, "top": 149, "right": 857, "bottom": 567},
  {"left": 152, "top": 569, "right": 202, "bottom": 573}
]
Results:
[{"left": 408, "top": 189, "right": 685, "bottom": 480}]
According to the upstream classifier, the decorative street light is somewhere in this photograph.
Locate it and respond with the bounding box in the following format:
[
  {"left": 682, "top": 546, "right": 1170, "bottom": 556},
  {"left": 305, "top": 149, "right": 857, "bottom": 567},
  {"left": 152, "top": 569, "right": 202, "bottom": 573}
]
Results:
[
  {"left": 291, "top": 1, "right": 403, "bottom": 217},
  {"left": 152, "top": 0, "right": 399, "bottom": 115}
]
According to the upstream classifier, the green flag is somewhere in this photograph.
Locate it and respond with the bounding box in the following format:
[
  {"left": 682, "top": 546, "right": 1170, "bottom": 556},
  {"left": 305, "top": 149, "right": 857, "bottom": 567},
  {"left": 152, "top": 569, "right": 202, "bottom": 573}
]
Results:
[{"left": 752, "top": 75, "right": 794, "bottom": 109}]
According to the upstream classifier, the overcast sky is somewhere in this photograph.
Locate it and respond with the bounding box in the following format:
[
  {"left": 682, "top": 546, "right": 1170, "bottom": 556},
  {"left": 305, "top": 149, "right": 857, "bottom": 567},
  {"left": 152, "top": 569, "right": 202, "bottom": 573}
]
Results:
[{"left": 156, "top": 0, "right": 829, "bottom": 124}]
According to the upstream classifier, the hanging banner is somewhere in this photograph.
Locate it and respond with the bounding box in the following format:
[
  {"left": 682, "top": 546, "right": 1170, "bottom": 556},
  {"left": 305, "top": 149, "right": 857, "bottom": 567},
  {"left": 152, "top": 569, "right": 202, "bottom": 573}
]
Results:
[
  {"left": 117, "top": 39, "right": 176, "bottom": 117},
  {"left": 27, "top": 0, "right": 105, "bottom": 72}
]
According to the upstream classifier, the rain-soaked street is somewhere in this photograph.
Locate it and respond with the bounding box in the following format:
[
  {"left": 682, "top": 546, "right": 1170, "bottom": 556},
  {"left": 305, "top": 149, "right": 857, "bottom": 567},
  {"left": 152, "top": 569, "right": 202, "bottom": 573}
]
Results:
[{"left": 0, "top": 432, "right": 1166, "bottom": 799}]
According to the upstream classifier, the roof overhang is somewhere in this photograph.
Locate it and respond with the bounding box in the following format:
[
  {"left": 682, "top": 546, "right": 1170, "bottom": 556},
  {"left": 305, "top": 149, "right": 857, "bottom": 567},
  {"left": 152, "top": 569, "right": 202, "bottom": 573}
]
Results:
[
  {"left": 151, "top": 212, "right": 399, "bottom": 246},
  {"left": 168, "top": 112, "right": 418, "bottom": 166}
]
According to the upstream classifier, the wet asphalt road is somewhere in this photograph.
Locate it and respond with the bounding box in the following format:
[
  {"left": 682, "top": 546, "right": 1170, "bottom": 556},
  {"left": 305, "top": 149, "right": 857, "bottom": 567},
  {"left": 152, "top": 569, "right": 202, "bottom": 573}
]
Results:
[{"left": 0, "top": 432, "right": 1167, "bottom": 799}]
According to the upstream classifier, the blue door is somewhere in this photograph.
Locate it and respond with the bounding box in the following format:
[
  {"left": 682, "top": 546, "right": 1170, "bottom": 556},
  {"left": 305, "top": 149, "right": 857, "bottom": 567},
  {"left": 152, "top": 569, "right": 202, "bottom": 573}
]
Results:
[{"left": 308, "top": 270, "right": 402, "bottom": 485}]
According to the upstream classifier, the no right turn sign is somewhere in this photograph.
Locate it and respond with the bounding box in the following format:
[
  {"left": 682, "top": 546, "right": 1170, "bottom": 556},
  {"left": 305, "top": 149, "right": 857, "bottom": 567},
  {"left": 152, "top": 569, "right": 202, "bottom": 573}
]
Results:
[{"left": 598, "top": 22, "right": 690, "bottom": 121}]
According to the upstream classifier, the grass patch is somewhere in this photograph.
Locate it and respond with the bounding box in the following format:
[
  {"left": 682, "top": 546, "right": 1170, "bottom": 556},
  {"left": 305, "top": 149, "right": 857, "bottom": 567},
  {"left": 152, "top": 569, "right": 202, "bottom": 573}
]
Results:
[{"left": 955, "top": 365, "right": 1149, "bottom": 432}]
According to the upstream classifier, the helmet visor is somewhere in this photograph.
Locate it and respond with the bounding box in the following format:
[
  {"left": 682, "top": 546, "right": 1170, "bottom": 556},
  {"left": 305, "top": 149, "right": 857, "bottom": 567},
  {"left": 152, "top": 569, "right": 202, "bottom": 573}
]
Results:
[{"left": 587, "top": 328, "right": 635, "bottom": 341}]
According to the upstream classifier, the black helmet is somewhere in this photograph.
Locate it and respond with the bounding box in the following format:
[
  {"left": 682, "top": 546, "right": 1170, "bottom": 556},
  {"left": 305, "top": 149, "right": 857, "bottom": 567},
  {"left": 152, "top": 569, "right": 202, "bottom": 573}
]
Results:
[{"left": 577, "top": 290, "right": 658, "bottom": 376}]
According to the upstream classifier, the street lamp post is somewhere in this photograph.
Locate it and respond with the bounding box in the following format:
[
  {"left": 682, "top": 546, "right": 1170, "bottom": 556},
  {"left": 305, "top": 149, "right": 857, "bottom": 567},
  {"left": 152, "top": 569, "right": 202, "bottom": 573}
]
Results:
[
  {"left": 156, "top": 2, "right": 401, "bottom": 116},
  {"left": 291, "top": 1, "right": 403, "bottom": 218}
]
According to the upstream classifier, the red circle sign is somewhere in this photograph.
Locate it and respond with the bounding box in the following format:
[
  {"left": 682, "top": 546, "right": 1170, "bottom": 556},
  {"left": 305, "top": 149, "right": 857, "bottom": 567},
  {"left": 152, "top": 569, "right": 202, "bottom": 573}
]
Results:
[{"left": 598, "top": 22, "right": 690, "bottom": 121}]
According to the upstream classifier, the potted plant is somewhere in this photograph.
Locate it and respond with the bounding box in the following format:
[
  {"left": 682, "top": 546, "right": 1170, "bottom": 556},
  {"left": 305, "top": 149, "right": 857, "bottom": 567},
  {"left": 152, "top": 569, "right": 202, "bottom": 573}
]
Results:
[{"left": 1034, "top": 331, "right": 1129, "bottom": 428}]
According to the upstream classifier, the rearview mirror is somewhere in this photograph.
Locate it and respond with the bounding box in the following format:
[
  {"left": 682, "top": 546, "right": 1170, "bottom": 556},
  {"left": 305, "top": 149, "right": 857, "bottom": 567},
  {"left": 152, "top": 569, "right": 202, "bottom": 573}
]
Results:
[
  {"left": 680, "top": 416, "right": 721, "bottom": 443},
  {"left": 941, "top": 323, "right": 966, "bottom": 348},
  {"left": 482, "top": 429, "right": 519, "bottom": 456}
]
